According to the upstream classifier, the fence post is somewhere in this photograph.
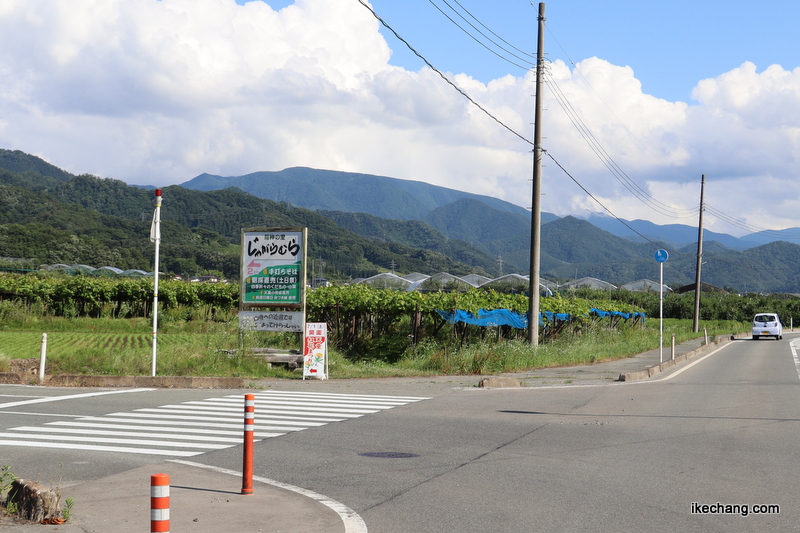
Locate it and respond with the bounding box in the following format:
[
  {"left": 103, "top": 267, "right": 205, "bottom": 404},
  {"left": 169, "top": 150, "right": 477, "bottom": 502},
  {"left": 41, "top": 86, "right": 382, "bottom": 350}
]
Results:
[
  {"left": 38, "top": 333, "right": 47, "bottom": 382},
  {"left": 242, "top": 393, "right": 254, "bottom": 495},
  {"left": 150, "top": 473, "right": 170, "bottom": 533}
]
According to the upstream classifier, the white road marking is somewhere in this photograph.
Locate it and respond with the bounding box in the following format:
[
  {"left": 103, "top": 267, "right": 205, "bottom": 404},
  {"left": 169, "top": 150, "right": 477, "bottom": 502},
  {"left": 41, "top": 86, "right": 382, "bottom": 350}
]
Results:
[
  {"left": 0, "top": 440, "right": 199, "bottom": 456},
  {"left": 171, "top": 460, "right": 369, "bottom": 533},
  {"left": 0, "top": 391, "right": 429, "bottom": 457},
  {"left": 0, "top": 388, "right": 155, "bottom": 409},
  {"left": 789, "top": 339, "right": 800, "bottom": 381}
]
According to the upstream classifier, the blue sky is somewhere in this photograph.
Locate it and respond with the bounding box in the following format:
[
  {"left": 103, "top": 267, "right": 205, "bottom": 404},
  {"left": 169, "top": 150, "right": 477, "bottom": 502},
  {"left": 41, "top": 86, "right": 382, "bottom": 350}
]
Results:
[
  {"left": 1, "top": 0, "right": 799, "bottom": 238},
  {"left": 253, "top": 0, "right": 800, "bottom": 103}
]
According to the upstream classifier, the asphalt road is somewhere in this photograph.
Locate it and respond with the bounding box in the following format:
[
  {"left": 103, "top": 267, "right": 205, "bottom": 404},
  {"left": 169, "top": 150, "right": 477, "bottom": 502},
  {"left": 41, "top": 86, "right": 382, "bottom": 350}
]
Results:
[
  {"left": 226, "top": 335, "right": 800, "bottom": 532},
  {"left": 2, "top": 334, "right": 799, "bottom": 531}
]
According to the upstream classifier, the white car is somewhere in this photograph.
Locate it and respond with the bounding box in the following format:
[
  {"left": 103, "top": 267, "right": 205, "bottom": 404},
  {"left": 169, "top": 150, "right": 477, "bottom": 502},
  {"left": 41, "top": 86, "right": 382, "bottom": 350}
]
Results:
[{"left": 752, "top": 313, "right": 783, "bottom": 340}]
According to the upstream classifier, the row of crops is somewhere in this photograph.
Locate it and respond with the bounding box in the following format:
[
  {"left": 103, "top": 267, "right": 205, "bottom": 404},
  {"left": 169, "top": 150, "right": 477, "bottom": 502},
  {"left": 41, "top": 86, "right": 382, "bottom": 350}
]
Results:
[{"left": 0, "top": 275, "right": 647, "bottom": 350}]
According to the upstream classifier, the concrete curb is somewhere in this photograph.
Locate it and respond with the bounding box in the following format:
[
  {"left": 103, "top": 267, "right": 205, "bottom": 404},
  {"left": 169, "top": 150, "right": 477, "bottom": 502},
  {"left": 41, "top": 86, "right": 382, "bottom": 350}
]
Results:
[
  {"left": 0, "top": 372, "right": 249, "bottom": 389},
  {"left": 478, "top": 376, "right": 521, "bottom": 389},
  {"left": 618, "top": 332, "right": 749, "bottom": 382}
]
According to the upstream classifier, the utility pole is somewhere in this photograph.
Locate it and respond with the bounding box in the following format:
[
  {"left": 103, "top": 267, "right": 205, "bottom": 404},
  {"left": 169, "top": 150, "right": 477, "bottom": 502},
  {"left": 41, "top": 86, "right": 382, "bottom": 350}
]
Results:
[
  {"left": 693, "top": 174, "right": 705, "bottom": 333},
  {"left": 527, "top": 2, "right": 545, "bottom": 345}
]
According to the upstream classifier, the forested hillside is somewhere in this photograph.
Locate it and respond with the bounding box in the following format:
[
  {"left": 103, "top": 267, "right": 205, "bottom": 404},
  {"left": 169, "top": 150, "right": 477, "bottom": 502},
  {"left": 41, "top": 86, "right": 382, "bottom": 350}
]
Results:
[
  {"left": 3, "top": 148, "right": 800, "bottom": 292},
  {"left": 0, "top": 153, "right": 493, "bottom": 280}
]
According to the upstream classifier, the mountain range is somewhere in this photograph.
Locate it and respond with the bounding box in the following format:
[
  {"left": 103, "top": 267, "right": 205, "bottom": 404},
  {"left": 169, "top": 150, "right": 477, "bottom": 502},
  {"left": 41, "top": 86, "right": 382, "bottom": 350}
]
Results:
[
  {"left": 2, "top": 149, "right": 800, "bottom": 293},
  {"left": 183, "top": 167, "right": 800, "bottom": 251},
  {"left": 180, "top": 167, "right": 800, "bottom": 292}
]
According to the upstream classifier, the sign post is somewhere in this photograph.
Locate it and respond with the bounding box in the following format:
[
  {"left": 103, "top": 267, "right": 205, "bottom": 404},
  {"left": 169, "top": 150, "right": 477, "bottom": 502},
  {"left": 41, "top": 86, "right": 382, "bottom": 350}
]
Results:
[{"left": 654, "top": 249, "right": 669, "bottom": 363}]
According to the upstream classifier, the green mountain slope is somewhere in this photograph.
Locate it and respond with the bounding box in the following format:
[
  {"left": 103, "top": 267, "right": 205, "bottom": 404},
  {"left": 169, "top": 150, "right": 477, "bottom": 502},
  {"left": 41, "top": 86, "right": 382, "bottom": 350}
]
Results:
[
  {"left": 5, "top": 148, "right": 800, "bottom": 292},
  {"left": 0, "top": 167, "right": 492, "bottom": 279},
  {"left": 183, "top": 166, "right": 532, "bottom": 221},
  {"left": 0, "top": 150, "right": 74, "bottom": 184},
  {"left": 319, "top": 210, "right": 502, "bottom": 275}
]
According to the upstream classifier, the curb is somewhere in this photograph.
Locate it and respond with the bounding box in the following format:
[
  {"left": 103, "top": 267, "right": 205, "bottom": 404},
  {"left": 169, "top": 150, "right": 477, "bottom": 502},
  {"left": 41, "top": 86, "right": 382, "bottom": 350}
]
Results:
[
  {"left": 0, "top": 373, "right": 249, "bottom": 389},
  {"left": 618, "top": 332, "right": 749, "bottom": 382}
]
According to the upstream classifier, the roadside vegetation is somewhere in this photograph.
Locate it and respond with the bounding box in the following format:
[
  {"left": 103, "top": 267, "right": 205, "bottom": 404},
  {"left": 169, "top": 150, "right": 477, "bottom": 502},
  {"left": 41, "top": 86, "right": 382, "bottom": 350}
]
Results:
[
  {"left": 0, "top": 273, "right": 765, "bottom": 379},
  {"left": 0, "top": 306, "right": 746, "bottom": 379}
]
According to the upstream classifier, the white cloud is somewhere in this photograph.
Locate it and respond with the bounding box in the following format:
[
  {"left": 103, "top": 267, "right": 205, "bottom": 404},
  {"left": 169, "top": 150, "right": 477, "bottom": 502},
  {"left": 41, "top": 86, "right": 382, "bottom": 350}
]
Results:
[{"left": 0, "top": 0, "right": 799, "bottom": 237}]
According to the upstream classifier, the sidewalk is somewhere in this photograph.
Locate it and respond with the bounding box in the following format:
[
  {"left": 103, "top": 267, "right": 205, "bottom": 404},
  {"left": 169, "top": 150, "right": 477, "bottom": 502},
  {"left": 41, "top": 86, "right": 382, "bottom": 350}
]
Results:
[{"left": 0, "top": 460, "right": 351, "bottom": 532}]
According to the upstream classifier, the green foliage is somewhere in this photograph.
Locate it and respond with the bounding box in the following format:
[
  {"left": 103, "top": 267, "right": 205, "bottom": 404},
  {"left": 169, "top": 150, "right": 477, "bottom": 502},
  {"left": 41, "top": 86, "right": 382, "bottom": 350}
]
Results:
[
  {"left": 0, "top": 274, "right": 240, "bottom": 318},
  {"left": 0, "top": 465, "right": 16, "bottom": 502},
  {"left": 61, "top": 498, "right": 74, "bottom": 522}
]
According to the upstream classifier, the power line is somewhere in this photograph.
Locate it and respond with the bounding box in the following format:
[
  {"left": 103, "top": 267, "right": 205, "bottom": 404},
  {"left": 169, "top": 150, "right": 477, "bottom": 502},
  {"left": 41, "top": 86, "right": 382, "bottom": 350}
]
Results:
[
  {"left": 427, "top": 0, "right": 534, "bottom": 70},
  {"left": 357, "top": 0, "right": 534, "bottom": 147},
  {"left": 544, "top": 69, "right": 699, "bottom": 219},
  {"left": 359, "top": 1, "right": 758, "bottom": 245},
  {"left": 542, "top": 21, "right": 795, "bottom": 237},
  {"left": 543, "top": 150, "right": 662, "bottom": 246}
]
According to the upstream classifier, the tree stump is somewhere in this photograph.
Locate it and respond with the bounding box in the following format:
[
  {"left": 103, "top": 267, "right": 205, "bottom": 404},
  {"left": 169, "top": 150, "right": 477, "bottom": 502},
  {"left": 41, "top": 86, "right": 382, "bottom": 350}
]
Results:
[{"left": 6, "top": 479, "right": 60, "bottom": 522}]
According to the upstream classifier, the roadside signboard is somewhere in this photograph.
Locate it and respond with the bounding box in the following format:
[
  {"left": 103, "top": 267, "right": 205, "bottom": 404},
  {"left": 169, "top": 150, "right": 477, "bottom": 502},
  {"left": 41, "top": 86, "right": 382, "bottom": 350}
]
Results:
[
  {"left": 303, "top": 322, "right": 328, "bottom": 380},
  {"left": 241, "top": 228, "right": 306, "bottom": 306}
]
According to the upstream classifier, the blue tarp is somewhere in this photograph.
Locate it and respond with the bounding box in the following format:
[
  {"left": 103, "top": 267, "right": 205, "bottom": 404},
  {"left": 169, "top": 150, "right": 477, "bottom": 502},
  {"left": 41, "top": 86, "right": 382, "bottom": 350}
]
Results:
[
  {"left": 436, "top": 308, "right": 646, "bottom": 329},
  {"left": 591, "top": 308, "right": 646, "bottom": 323},
  {"left": 540, "top": 311, "right": 572, "bottom": 326},
  {"left": 436, "top": 309, "right": 529, "bottom": 329}
]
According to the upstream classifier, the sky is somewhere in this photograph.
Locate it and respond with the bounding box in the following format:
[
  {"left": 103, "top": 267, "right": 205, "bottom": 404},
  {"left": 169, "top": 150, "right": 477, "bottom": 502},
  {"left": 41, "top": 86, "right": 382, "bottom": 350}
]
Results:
[{"left": 0, "top": 0, "right": 799, "bottom": 238}]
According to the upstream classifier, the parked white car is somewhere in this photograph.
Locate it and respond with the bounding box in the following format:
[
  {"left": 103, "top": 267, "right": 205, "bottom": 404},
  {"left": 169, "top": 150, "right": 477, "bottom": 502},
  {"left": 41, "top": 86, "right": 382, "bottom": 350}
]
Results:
[{"left": 752, "top": 313, "right": 783, "bottom": 340}]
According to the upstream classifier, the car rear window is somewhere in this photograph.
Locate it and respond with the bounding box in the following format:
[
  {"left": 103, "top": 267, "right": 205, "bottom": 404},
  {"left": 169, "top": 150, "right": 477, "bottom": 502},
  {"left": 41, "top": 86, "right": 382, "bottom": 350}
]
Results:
[{"left": 754, "top": 314, "right": 777, "bottom": 323}]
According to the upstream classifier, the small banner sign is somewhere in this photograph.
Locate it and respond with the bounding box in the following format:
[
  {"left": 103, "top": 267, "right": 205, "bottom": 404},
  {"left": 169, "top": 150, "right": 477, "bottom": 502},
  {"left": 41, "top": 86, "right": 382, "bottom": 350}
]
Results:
[
  {"left": 238, "top": 311, "right": 305, "bottom": 332},
  {"left": 303, "top": 322, "right": 328, "bottom": 380}
]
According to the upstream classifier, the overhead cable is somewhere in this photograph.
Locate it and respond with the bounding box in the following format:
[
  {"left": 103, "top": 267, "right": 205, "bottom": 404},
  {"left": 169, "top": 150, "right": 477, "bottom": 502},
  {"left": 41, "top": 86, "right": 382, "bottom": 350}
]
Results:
[
  {"left": 427, "top": 0, "right": 534, "bottom": 70},
  {"left": 544, "top": 70, "right": 699, "bottom": 219},
  {"left": 357, "top": 0, "right": 534, "bottom": 146}
]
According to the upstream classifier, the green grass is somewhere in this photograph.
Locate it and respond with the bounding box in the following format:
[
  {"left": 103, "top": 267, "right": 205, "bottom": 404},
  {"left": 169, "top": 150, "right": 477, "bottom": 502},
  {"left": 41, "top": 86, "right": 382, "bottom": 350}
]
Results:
[
  {"left": 394, "top": 319, "right": 747, "bottom": 375},
  {"left": 0, "top": 316, "right": 748, "bottom": 379}
]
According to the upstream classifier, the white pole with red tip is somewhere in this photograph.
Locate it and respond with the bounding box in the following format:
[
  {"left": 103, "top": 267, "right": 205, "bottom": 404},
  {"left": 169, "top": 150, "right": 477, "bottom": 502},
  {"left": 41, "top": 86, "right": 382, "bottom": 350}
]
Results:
[{"left": 150, "top": 189, "right": 162, "bottom": 377}]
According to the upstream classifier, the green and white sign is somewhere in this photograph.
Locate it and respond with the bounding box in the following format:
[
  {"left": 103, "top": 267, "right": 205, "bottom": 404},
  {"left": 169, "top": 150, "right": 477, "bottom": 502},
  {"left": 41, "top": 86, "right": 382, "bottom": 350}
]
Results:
[{"left": 241, "top": 228, "right": 306, "bottom": 306}]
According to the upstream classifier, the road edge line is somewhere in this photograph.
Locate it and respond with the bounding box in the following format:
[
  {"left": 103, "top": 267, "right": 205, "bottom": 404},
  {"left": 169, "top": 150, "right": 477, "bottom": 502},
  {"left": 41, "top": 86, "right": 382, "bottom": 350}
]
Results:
[
  {"left": 169, "top": 459, "right": 368, "bottom": 533},
  {"left": 644, "top": 342, "right": 734, "bottom": 383}
]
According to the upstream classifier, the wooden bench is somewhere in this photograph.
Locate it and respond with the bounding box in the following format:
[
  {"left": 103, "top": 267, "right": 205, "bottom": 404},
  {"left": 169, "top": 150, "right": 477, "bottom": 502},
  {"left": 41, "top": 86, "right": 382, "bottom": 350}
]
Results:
[{"left": 219, "top": 348, "right": 303, "bottom": 369}]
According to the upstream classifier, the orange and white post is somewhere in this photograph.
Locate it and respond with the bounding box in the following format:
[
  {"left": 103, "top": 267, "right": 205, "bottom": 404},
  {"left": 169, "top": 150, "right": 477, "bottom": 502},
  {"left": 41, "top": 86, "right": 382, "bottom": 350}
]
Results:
[
  {"left": 241, "top": 393, "right": 255, "bottom": 495},
  {"left": 150, "top": 473, "right": 170, "bottom": 533}
]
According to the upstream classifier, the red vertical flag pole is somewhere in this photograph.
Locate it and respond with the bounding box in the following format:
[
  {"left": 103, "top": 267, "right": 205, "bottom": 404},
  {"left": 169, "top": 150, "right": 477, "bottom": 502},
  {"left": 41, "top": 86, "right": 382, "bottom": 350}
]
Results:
[{"left": 241, "top": 393, "right": 255, "bottom": 495}]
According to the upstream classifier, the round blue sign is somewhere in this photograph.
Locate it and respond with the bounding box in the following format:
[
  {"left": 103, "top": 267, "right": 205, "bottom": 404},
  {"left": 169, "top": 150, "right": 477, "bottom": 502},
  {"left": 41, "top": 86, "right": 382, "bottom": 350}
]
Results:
[{"left": 654, "top": 249, "right": 669, "bottom": 263}]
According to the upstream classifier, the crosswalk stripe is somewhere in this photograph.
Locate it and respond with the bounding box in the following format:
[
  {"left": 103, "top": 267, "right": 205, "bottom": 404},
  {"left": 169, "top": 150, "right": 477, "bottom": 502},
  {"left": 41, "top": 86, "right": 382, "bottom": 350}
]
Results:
[
  {"left": 12, "top": 426, "right": 247, "bottom": 442},
  {"left": 0, "top": 440, "right": 200, "bottom": 456},
  {"left": 0, "top": 391, "right": 429, "bottom": 456},
  {"left": 0, "top": 432, "right": 231, "bottom": 449},
  {"left": 48, "top": 421, "right": 300, "bottom": 435}
]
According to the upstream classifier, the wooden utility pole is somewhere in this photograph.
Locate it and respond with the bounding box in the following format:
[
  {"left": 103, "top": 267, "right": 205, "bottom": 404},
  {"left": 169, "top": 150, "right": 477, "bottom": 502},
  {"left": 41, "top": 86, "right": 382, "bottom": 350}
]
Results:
[
  {"left": 527, "top": 2, "right": 545, "bottom": 345},
  {"left": 693, "top": 174, "right": 705, "bottom": 333}
]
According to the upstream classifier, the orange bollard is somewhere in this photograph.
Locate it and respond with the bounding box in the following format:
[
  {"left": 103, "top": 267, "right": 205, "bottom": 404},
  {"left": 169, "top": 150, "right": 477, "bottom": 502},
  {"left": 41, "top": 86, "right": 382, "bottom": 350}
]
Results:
[
  {"left": 150, "top": 473, "right": 170, "bottom": 533},
  {"left": 241, "top": 393, "right": 255, "bottom": 495}
]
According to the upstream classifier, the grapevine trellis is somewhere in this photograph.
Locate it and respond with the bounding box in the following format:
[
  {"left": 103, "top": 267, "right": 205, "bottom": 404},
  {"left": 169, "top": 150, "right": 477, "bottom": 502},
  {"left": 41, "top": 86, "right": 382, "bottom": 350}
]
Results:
[{"left": 0, "top": 274, "right": 647, "bottom": 352}]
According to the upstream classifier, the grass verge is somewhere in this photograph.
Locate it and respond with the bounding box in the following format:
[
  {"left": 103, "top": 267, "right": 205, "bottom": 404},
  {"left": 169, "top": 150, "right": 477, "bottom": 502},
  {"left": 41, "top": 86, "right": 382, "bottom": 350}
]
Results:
[{"left": 0, "top": 317, "right": 748, "bottom": 379}]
